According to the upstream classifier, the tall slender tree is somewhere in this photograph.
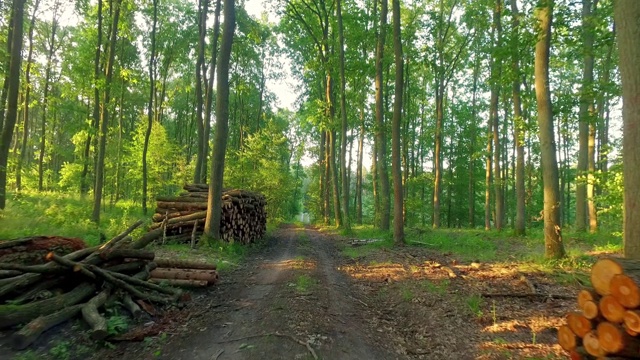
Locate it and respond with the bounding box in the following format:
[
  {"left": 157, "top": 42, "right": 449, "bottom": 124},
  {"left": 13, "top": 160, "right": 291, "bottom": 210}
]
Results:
[
  {"left": 0, "top": 0, "right": 26, "bottom": 209},
  {"left": 534, "top": 0, "right": 565, "bottom": 258},
  {"left": 391, "top": 0, "right": 404, "bottom": 244},
  {"left": 375, "top": 0, "right": 390, "bottom": 231},
  {"left": 616, "top": 0, "right": 640, "bottom": 258},
  {"left": 337, "top": 0, "right": 350, "bottom": 230},
  {"left": 142, "top": 0, "right": 159, "bottom": 215},
  {"left": 205, "top": 0, "right": 236, "bottom": 240},
  {"left": 490, "top": 0, "right": 504, "bottom": 230},
  {"left": 511, "top": 0, "right": 526, "bottom": 235}
]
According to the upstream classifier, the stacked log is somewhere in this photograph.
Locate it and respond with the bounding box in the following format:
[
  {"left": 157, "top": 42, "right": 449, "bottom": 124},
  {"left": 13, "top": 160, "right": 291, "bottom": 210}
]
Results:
[
  {"left": 558, "top": 257, "right": 640, "bottom": 358},
  {"left": 150, "top": 184, "right": 267, "bottom": 245},
  {"left": 0, "top": 221, "right": 219, "bottom": 350}
]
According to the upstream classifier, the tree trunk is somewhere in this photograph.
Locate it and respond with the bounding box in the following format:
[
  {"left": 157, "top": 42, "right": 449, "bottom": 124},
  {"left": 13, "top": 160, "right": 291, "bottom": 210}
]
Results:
[
  {"left": 375, "top": 0, "right": 390, "bottom": 231},
  {"left": 391, "top": 0, "right": 404, "bottom": 243},
  {"left": 92, "top": 0, "right": 122, "bottom": 224},
  {"left": 534, "top": 0, "right": 565, "bottom": 259},
  {"left": 511, "top": 0, "right": 526, "bottom": 235},
  {"left": 193, "top": 0, "right": 208, "bottom": 184},
  {"left": 203, "top": 0, "right": 221, "bottom": 179},
  {"left": 337, "top": 0, "right": 350, "bottom": 230},
  {"left": 490, "top": 0, "right": 503, "bottom": 231},
  {"left": 204, "top": 0, "right": 235, "bottom": 240},
  {"left": 142, "top": 0, "right": 158, "bottom": 215},
  {"left": 329, "top": 129, "right": 342, "bottom": 227},
  {"left": 434, "top": 86, "right": 444, "bottom": 229},
  {"left": 616, "top": 0, "right": 640, "bottom": 258},
  {"left": 469, "top": 50, "right": 479, "bottom": 228},
  {"left": 356, "top": 103, "right": 364, "bottom": 224},
  {"left": 38, "top": 15, "right": 58, "bottom": 192},
  {"left": 0, "top": 0, "right": 25, "bottom": 209},
  {"left": 576, "top": 0, "right": 596, "bottom": 232},
  {"left": 16, "top": 0, "right": 40, "bottom": 192}
]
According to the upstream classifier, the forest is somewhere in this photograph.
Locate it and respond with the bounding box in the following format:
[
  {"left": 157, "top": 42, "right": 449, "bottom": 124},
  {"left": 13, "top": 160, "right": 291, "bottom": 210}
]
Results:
[{"left": 0, "top": 0, "right": 639, "bottom": 257}]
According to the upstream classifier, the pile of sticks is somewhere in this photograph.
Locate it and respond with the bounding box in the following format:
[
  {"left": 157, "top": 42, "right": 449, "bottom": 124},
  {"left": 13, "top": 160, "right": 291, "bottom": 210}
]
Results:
[
  {"left": 0, "top": 221, "right": 218, "bottom": 350},
  {"left": 559, "top": 257, "right": 640, "bottom": 358},
  {"left": 150, "top": 184, "right": 267, "bottom": 245}
]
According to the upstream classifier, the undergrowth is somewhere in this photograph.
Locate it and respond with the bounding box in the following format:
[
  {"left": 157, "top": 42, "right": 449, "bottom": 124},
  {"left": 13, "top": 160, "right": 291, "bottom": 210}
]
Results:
[{"left": 0, "top": 191, "right": 145, "bottom": 246}]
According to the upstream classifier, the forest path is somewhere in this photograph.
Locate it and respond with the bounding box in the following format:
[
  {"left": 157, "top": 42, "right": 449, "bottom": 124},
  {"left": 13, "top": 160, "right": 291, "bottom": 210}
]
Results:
[{"left": 146, "top": 225, "right": 398, "bottom": 360}]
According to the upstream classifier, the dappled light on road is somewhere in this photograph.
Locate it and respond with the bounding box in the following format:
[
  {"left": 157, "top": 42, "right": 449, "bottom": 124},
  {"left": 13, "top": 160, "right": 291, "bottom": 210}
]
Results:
[{"left": 262, "top": 258, "right": 317, "bottom": 270}]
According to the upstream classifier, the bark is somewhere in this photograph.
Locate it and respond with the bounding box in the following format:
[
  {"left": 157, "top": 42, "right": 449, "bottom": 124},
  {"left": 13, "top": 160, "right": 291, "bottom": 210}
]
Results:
[
  {"left": 150, "top": 268, "right": 218, "bottom": 285},
  {"left": 81, "top": 0, "right": 103, "bottom": 196},
  {"left": 203, "top": 0, "right": 222, "bottom": 178},
  {"left": 81, "top": 289, "right": 110, "bottom": 340},
  {"left": 391, "top": 0, "right": 404, "bottom": 243},
  {"left": 12, "top": 304, "right": 83, "bottom": 350},
  {"left": 534, "top": 0, "right": 565, "bottom": 258},
  {"left": 16, "top": 0, "right": 41, "bottom": 191},
  {"left": 576, "top": 0, "right": 596, "bottom": 232},
  {"left": 204, "top": 0, "right": 235, "bottom": 240},
  {"left": 0, "top": 0, "right": 25, "bottom": 209},
  {"left": 375, "top": 0, "right": 390, "bottom": 231},
  {"left": 337, "top": 0, "right": 350, "bottom": 229},
  {"left": 92, "top": 0, "right": 122, "bottom": 224},
  {"left": 330, "top": 129, "right": 342, "bottom": 227},
  {"left": 469, "top": 51, "right": 479, "bottom": 228},
  {"left": 490, "top": 0, "right": 503, "bottom": 230},
  {"left": 511, "top": 0, "right": 526, "bottom": 235},
  {"left": 143, "top": 0, "right": 158, "bottom": 215},
  {"left": 355, "top": 103, "right": 364, "bottom": 224},
  {"left": 615, "top": 1, "right": 640, "bottom": 258},
  {"left": 193, "top": 0, "right": 208, "bottom": 184}
]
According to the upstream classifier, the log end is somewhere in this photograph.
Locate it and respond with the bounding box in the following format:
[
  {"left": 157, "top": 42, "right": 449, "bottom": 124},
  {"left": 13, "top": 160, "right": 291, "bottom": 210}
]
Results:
[
  {"left": 91, "top": 328, "right": 109, "bottom": 341},
  {"left": 591, "top": 258, "right": 624, "bottom": 296},
  {"left": 597, "top": 321, "right": 624, "bottom": 354},
  {"left": 577, "top": 289, "right": 598, "bottom": 309},
  {"left": 600, "top": 295, "right": 626, "bottom": 323},
  {"left": 583, "top": 330, "right": 606, "bottom": 357},
  {"left": 558, "top": 324, "right": 579, "bottom": 351},
  {"left": 611, "top": 274, "right": 640, "bottom": 308},
  {"left": 583, "top": 300, "right": 599, "bottom": 320},
  {"left": 567, "top": 312, "right": 592, "bottom": 338},
  {"left": 624, "top": 310, "right": 640, "bottom": 333}
]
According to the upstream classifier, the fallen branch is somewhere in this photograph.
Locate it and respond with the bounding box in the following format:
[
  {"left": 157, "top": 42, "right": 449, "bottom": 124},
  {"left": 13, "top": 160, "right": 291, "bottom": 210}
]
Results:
[{"left": 11, "top": 304, "right": 84, "bottom": 350}]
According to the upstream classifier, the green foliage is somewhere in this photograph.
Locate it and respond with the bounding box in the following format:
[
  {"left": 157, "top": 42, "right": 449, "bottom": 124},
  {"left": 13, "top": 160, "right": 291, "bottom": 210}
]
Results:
[
  {"left": 49, "top": 341, "right": 71, "bottom": 360},
  {"left": 0, "top": 191, "right": 145, "bottom": 245},
  {"left": 294, "top": 274, "right": 315, "bottom": 293},
  {"left": 465, "top": 294, "right": 483, "bottom": 318},
  {"left": 106, "top": 312, "right": 129, "bottom": 336}
]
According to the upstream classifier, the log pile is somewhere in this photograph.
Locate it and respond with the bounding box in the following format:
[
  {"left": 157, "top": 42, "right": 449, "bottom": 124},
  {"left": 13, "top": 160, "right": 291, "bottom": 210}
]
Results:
[
  {"left": 150, "top": 184, "right": 267, "bottom": 245},
  {"left": 0, "top": 221, "right": 219, "bottom": 350},
  {"left": 558, "top": 257, "right": 640, "bottom": 358}
]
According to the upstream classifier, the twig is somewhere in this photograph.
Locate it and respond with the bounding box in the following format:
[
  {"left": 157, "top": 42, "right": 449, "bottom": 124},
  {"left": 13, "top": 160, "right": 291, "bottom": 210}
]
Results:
[
  {"left": 215, "top": 332, "right": 318, "bottom": 360},
  {"left": 191, "top": 219, "right": 198, "bottom": 249},
  {"left": 480, "top": 293, "right": 574, "bottom": 300},
  {"left": 212, "top": 349, "right": 224, "bottom": 360}
]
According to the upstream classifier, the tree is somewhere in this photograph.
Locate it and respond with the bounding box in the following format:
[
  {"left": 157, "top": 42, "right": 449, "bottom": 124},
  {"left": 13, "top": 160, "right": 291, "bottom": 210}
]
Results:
[
  {"left": 490, "top": 0, "right": 503, "bottom": 230},
  {"left": 576, "top": 0, "right": 597, "bottom": 232},
  {"left": 510, "top": 0, "right": 525, "bottom": 236},
  {"left": 0, "top": 0, "right": 26, "bottom": 209},
  {"left": 16, "top": 0, "right": 41, "bottom": 192},
  {"left": 616, "top": 0, "right": 640, "bottom": 258},
  {"left": 391, "top": 0, "right": 404, "bottom": 244},
  {"left": 143, "top": 0, "right": 159, "bottom": 215},
  {"left": 534, "top": 0, "right": 565, "bottom": 259},
  {"left": 204, "top": 0, "right": 236, "bottom": 239},
  {"left": 337, "top": 0, "right": 350, "bottom": 230},
  {"left": 92, "top": 0, "right": 123, "bottom": 224},
  {"left": 374, "top": 0, "right": 390, "bottom": 231}
]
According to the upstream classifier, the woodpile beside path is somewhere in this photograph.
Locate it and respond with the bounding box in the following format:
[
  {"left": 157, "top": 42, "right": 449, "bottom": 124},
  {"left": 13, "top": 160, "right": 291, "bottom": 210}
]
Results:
[
  {"left": 559, "top": 257, "right": 640, "bottom": 358},
  {"left": 0, "top": 221, "right": 219, "bottom": 350},
  {"left": 149, "top": 183, "right": 267, "bottom": 245}
]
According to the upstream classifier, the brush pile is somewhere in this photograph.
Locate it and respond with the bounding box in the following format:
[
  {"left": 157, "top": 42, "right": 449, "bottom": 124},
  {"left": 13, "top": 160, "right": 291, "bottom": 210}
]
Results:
[
  {"left": 558, "top": 257, "right": 640, "bottom": 358},
  {"left": 149, "top": 183, "right": 267, "bottom": 245},
  {"left": 0, "top": 221, "right": 219, "bottom": 350}
]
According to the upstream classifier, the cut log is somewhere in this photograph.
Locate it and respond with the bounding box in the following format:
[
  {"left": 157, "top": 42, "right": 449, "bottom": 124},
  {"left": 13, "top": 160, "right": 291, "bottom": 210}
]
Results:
[
  {"left": 149, "top": 211, "right": 207, "bottom": 230},
  {"left": 624, "top": 323, "right": 639, "bottom": 337},
  {"left": 591, "top": 258, "right": 640, "bottom": 296},
  {"left": 567, "top": 312, "right": 594, "bottom": 338},
  {"left": 154, "top": 259, "right": 217, "bottom": 270},
  {"left": 600, "top": 295, "right": 626, "bottom": 323},
  {"left": 0, "top": 282, "right": 95, "bottom": 328},
  {"left": 149, "top": 268, "right": 218, "bottom": 285},
  {"left": 149, "top": 279, "right": 208, "bottom": 287},
  {"left": 583, "top": 300, "right": 600, "bottom": 320},
  {"left": 11, "top": 304, "right": 83, "bottom": 350},
  {"left": 81, "top": 289, "right": 110, "bottom": 340},
  {"left": 568, "top": 346, "right": 590, "bottom": 360},
  {"left": 156, "top": 201, "right": 207, "bottom": 211},
  {"left": 122, "top": 294, "right": 142, "bottom": 319},
  {"left": 13, "top": 277, "right": 65, "bottom": 305},
  {"left": 99, "top": 249, "right": 155, "bottom": 262},
  {"left": 0, "top": 236, "right": 86, "bottom": 265},
  {"left": 583, "top": 330, "right": 606, "bottom": 357},
  {"left": 558, "top": 324, "right": 580, "bottom": 351},
  {"left": 152, "top": 210, "right": 194, "bottom": 222},
  {"left": 104, "top": 261, "right": 147, "bottom": 274},
  {"left": 597, "top": 321, "right": 640, "bottom": 356},
  {"left": 624, "top": 310, "right": 640, "bottom": 333},
  {"left": 578, "top": 289, "right": 600, "bottom": 309},
  {"left": 610, "top": 273, "right": 640, "bottom": 309}
]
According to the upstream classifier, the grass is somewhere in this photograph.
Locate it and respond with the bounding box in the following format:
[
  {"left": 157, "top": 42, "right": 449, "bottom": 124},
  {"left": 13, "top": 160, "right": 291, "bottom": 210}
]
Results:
[
  {"left": 0, "top": 191, "right": 146, "bottom": 245},
  {"left": 295, "top": 274, "right": 316, "bottom": 293}
]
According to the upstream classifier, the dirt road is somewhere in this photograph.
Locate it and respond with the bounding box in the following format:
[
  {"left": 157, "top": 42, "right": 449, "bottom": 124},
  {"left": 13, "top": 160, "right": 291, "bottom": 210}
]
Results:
[{"left": 144, "top": 225, "right": 398, "bottom": 360}]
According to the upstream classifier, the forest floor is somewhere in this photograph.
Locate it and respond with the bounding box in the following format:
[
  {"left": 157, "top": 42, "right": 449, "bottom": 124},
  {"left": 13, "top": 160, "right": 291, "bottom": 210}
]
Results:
[{"left": 80, "top": 224, "right": 583, "bottom": 360}]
